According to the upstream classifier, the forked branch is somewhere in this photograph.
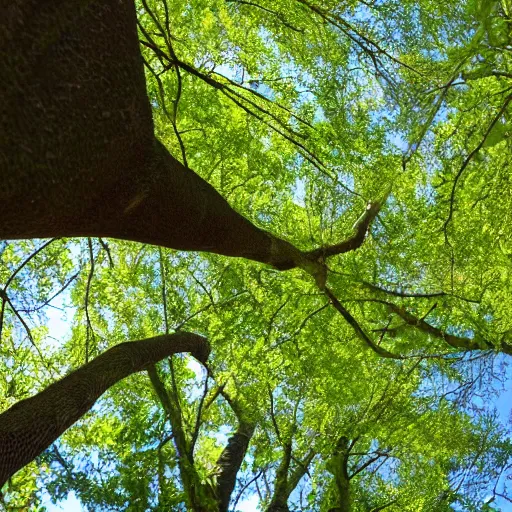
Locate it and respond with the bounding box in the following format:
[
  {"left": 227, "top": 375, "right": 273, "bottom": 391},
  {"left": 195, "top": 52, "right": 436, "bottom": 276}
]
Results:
[{"left": 307, "top": 187, "right": 390, "bottom": 262}]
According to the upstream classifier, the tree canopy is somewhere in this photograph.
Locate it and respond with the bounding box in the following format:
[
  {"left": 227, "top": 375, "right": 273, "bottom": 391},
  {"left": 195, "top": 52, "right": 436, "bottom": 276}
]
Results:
[{"left": 1, "top": 0, "right": 512, "bottom": 510}]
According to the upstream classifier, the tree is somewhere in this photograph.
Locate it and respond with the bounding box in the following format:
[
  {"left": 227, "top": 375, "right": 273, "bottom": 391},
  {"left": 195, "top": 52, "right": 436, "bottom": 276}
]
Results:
[{"left": 1, "top": 0, "right": 512, "bottom": 509}]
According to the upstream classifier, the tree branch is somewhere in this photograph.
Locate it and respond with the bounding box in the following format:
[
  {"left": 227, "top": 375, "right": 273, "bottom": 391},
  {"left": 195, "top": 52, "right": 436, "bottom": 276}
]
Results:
[
  {"left": 325, "top": 287, "right": 402, "bottom": 359},
  {"left": 376, "top": 299, "right": 505, "bottom": 353},
  {"left": 84, "top": 238, "right": 96, "bottom": 363},
  {"left": 266, "top": 438, "right": 293, "bottom": 511},
  {"left": 189, "top": 372, "right": 210, "bottom": 459},
  {"left": 287, "top": 448, "right": 316, "bottom": 495},
  {"left": 0, "top": 332, "right": 210, "bottom": 488},
  {"left": 226, "top": 0, "right": 304, "bottom": 33},
  {"left": 370, "top": 499, "right": 398, "bottom": 512},
  {"left": 306, "top": 190, "right": 390, "bottom": 262}
]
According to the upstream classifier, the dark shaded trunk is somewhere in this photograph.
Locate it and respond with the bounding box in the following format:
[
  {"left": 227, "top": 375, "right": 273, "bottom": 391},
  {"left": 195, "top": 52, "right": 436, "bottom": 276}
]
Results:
[
  {"left": 216, "top": 419, "right": 256, "bottom": 512},
  {"left": 0, "top": 0, "right": 305, "bottom": 271},
  {"left": 0, "top": 332, "right": 209, "bottom": 489}
]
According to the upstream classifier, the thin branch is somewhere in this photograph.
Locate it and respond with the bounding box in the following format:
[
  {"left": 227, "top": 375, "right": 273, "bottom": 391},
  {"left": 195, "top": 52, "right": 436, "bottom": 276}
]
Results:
[
  {"left": 210, "top": 68, "right": 313, "bottom": 129},
  {"left": 324, "top": 287, "right": 402, "bottom": 359},
  {"left": 1, "top": 239, "right": 57, "bottom": 349},
  {"left": 174, "top": 291, "right": 249, "bottom": 331},
  {"left": 268, "top": 386, "right": 283, "bottom": 444},
  {"left": 355, "top": 278, "right": 481, "bottom": 304},
  {"left": 98, "top": 238, "right": 114, "bottom": 268},
  {"left": 232, "top": 470, "right": 263, "bottom": 512},
  {"left": 404, "top": 71, "right": 462, "bottom": 166},
  {"left": 19, "top": 272, "right": 79, "bottom": 314},
  {"left": 3, "top": 239, "right": 56, "bottom": 291},
  {"left": 265, "top": 299, "right": 290, "bottom": 343},
  {"left": 141, "top": 37, "right": 313, "bottom": 137},
  {"left": 295, "top": 0, "right": 423, "bottom": 76},
  {"left": 287, "top": 448, "right": 316, "bottom": 493},
  {"left": 158, "top": 247, "right": 170, "bottom": 335},
  {"left": 444, "top": 94, "right": 512, "bottom": 239},
  {"left": 189, "top": 271, "right": 214, "bottom": 304},
  {"left": 84, "top": 238, "right": 96, "bottom": 363},
  {"left": 373, "top": 299, "right": 503, "bottom": 353},
  {"left": 189, "top": 372, "right": 210, "bottom": 459},
  {"left": 350, "top": 451, "right": 389, "bottom": 478},
  {"left": 370, "top": 499, "right": 398, "bottom": 512},
  {"left": 270, "top": 302, "right": 329, "bottom": 349},
  {"left": 0, "top": 294, "right": 6, "bottom": 346},
  {"left": 2, "top": 293, "right": 49, "bottom": 367},
  {"left": 360, "top": 281, "right": 448, "bottom": 299},
  {"left": 226, "top": 0, "right": 304, "bottom": 32}
]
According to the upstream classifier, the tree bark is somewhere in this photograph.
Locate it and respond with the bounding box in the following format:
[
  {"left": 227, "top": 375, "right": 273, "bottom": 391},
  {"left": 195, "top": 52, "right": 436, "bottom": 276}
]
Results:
[
  {"left": 0, "top": 0, "right": 308, "bottom": 272},
  {"left": 0, "top": 332, "right": 209, "bottom": 488},
  {"left": 216, "top": 419, "right": 256, "bottom": 512},
  {"left": 329, "top": 436, "right": 352, "bottom": 512},
  {"left": 1, "top": 0, "right": 382, "bottom": 279}
]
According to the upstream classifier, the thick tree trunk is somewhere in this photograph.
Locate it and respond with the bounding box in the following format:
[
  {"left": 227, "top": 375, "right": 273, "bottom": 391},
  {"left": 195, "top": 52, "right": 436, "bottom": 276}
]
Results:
[
  {"left": 0, "top": 332, "right": 209, "bottom": 488},
  {"left": 0, "top": 0, "right": 306, "bottom": 271}
]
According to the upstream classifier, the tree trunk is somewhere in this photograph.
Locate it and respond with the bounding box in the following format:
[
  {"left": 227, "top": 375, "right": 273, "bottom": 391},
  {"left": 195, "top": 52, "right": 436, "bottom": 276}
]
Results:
[
  {"left": 148, "top": 364, "right": 216, "bottom": 512},
  {"left": 266, "top": 440, "right": 293, "bottom": 512},
  {"left": 0, "top": 332, "right": 209, "bottom": 488},
  {"left": 330, "top": 436, "right": 352, "bottom": 512},
  {"left": 216, "top": 419, "right": 256, "bottom": 512},
  {"left": 0, "top": 0, "right": 307, "bottom": 271}
]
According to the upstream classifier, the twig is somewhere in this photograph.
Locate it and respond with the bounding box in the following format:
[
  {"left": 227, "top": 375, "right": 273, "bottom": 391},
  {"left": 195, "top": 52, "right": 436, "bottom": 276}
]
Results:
[
  {"left": 296, "top": 0, "right": 423, "bottom": 76},
  {"left": 189, "top": 372, "right": 210, "bottom": 458},
  {"left": 444, "top": 94, "right": 512, "bottom": 240},
  {"left": 158, "top": 247, "right": 170, "bottom": 335},
  {"left": 226, "top": 0, "right": 304, "bottom": 32},
  {"left": 268, "top": 386, "right": 283, "bottom": 444},
  {"left": 2, "top": 292, "right": 49, "bottom": 367},
  {"left": 270, "top": 302, "right": 329, "bottom": 349},
  {"left": 18, "top": 272, "right": 79, "bottom": 314},
  {"left": 98, "top": 238, "right": 114, "bottom": 268},
  {"left": 3, "top": 238, "right": 57, "bottom": 291},
  {"left": 232, "top": 470, "right": 263, "bottom": 511}
]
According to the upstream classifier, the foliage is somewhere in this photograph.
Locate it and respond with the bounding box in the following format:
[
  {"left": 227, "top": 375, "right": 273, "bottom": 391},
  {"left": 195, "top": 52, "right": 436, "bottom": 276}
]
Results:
[{"left": 2, "top": 0, "right": 512, "bottom": 510}]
